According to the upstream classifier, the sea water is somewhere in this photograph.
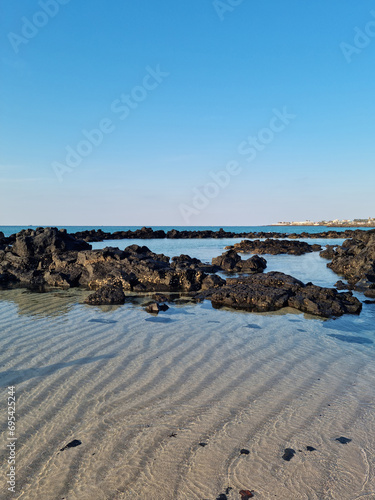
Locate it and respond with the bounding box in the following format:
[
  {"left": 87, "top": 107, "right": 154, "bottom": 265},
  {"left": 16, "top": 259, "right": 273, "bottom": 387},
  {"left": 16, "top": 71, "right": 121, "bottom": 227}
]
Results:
[{"left": 0, "top": 229, "right": 374, "bottom": 499}]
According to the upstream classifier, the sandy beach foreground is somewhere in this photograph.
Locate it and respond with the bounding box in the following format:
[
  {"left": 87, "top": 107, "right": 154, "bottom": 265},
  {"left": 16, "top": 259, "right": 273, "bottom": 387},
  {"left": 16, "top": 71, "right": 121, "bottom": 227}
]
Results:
[{"left": 0, "top": 285, "right": 374, "bottom": 500}]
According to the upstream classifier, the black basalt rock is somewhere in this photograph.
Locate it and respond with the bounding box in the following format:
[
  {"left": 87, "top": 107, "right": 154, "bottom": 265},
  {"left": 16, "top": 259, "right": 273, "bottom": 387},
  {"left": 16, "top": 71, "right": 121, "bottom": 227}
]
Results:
[
  {"left": 282, "top": 448, "right": 296, "bottom": 461},
  {"left": 335, "top": 436, "right": 352, "bottom": 444},
  {"left": 60, "top": 439, "right": 82, "bottom": 452},
  {"left": 84, "top": 284, "right": 126, "bottom": 305}
]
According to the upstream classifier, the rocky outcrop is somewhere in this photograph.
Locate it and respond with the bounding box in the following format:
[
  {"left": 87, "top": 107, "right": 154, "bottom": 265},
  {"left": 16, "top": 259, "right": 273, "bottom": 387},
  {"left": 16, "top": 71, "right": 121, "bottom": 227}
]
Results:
[
  {"left": 171, "top": 254, "right": 219, "bottom": 273},
  {"left": 0, "top": 228, "right": 221, "bottom": 294},
  {"left": 0, "top": 228, "right": 91, "bottom": 288},
  {"left": 334, "top": 280, "right": 349, "bottom": 290},
  {"left": 226, "top": 239, "right": 321, "bottom": 255},
  {"left": 320, "top": 245, "right": 338, "bottom": 259},
  {"left": 11, "top": 227, "right": 91, "bottom": 257},
  {"left": 199, "top": 272, "right": 362, "bottom": 318},
  {"left": 326, "top": 231, "right": 375, "bottom": 298},
  {"left": 68, "top": 227, "right": 370, "bottom": 242},
  {"left": 212, "top": 250, "right": 267, "bottom": 273}
]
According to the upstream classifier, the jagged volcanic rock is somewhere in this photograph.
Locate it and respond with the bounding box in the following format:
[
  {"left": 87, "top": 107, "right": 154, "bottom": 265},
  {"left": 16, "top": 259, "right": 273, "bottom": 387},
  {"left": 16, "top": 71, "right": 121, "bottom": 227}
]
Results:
[{"left": 226, "top": 239, "right": 321, "bottom": 255}]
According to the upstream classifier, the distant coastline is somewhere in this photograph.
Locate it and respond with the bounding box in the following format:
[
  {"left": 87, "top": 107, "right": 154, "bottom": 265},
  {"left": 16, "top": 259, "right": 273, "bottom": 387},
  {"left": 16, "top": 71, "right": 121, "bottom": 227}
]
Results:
[{"left": 272, "top": 218, "right": 375, "bottom": 228}]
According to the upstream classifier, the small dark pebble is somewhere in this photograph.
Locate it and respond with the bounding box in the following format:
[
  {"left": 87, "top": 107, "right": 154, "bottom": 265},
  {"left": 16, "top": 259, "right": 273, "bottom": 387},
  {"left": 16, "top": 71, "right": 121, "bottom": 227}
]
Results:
[
  {"left": 306, "top": 446, "right": 317, "bottom": 452},
  {"left": 336, "top": 436, "right": 352, "bottom": 444},
  {"left": 60, "top": 439, "right": 82, "bottom": 452},
  {"left": 282, "top": 448, "right": 295, "bottom": 461},
  {"left": 239, "top": 490, "right": 254, "bottom": 499},
  {"left": 169, "top": 433, "right": 177, "bottom": 438},
  {"left": 298, "top": 449, "right": 302, "bottom": 452},
  {"left": 225, "top": 487, "right": 233, "bottom": 494},
  {"left": 199, "top": 442, "right": 208, "bottom": 447},
  {"left": 216, "top": 495, "right": 227, "bottom": 500},
  {"left": 240, "top": 448, "right": 250, "bottom": 455}
]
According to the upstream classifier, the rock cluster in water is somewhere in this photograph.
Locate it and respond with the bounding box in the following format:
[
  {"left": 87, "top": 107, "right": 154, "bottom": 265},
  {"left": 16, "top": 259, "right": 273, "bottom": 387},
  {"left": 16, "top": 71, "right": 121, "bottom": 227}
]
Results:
[
  {"left": 0, "top": 228, "right": 223, "bottom": 293},
  {"left": 325, "top": 230, "right": 375, "bottom": 298},
  {"left": 225, "top": 239, "right": 321, "bottom": 255},
  {"left": 68, "top": 227, "right": 367, "bottom": 242},
  {"left": 0, "top": 227, "right": 364, "bottom": 317},
  {"left": 198, "top": 272, "right": 362, "bottom": 318},
  {"left": 212, "top": 250, "right": 267, "bottom": 272}
]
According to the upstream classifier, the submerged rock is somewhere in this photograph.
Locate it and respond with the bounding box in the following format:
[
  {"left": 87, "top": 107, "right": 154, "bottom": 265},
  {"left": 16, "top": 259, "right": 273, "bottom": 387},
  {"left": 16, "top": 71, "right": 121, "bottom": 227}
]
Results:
[
  {"left": 335, "top": 436, "right": 352, "bottom": 444},
  {"left": 152, "top": 293, "right": 169, "bottom": 302},
  {"left": 282, "top": 448, "right": 296, "bottom": 461},
  {"left": 239, "top": 490, "right": 254, "bottom": 499},
  {"left": 60, "top": 439, "right": 82, "bottom": 452},
  {"left": 145, "top": 302, "right": 169, "bottom": 314},
  {"left": 84, "top": 283, "right": 126, "bottom": 305}
]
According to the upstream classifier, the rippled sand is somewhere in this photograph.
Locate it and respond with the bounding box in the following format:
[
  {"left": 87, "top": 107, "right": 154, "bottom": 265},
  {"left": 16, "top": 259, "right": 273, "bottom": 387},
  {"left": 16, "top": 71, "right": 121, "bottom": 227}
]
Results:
[{"left": 0, "top": 288, "right": 375, "bottom": 500}]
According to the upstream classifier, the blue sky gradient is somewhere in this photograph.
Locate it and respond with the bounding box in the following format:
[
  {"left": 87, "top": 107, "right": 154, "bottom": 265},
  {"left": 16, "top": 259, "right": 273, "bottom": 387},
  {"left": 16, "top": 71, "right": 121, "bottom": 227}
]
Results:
[{"left": 1, "top": 0, "right": 374, "bottom": 225}]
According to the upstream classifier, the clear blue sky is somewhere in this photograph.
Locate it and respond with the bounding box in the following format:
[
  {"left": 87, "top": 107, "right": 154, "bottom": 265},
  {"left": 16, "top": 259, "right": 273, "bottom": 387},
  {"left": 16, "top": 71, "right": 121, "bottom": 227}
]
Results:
[{"left": 1, "top": 0, "right": 374, "bottom": 225}]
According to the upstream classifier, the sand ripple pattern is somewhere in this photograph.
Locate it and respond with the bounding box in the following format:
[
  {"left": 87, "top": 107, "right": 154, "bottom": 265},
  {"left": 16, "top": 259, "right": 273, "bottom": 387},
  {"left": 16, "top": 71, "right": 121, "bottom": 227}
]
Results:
[{"left": 0, "top": 289, "right": 374, "bottom": 500}]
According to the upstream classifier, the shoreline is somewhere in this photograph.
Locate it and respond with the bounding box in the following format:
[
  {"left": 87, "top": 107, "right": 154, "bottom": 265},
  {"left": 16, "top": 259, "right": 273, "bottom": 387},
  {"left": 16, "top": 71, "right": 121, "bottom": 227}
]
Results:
[{"left": 271, "top": 224, "right": 375, "bottom": 228}]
